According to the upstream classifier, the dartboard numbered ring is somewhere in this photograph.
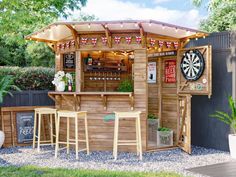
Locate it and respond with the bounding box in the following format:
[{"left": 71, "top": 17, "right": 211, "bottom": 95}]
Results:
[{"left": 180, "top": 49, "right": 205, "bottom": 81}]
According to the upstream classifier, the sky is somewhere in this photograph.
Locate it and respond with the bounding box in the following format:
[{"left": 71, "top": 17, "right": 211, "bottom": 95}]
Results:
[{"left": 71, "top": 0, "right": 209, "bottom": 29}]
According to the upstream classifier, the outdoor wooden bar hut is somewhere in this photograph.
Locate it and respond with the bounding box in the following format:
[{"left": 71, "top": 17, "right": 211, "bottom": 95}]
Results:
[{"left": 25, "top": 19, "right": 212, "bottom": 154}]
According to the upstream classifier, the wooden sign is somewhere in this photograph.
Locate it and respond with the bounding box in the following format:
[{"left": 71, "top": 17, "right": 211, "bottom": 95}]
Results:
[
  {"left": 148, "top": 62, "right": 156, "bottom": 83},
  {"left": 165, "top": 60, "right": 176, "bottom": 83},
  {"left": 16, "top": 112, "right": 34, "bottom": 143},
  {"left": 63, "top": 52, "right": 76, "bottom": 69},
  {"left": 148, "top": 51, "right": 177, "bottom": 58}
]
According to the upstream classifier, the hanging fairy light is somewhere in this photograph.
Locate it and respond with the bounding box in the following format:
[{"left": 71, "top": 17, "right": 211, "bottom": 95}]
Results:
[
  {"left": 195, "top": 38, "right": 198, "bottom": 41},
  {"left": 149, "top": 23, "right": 152, "bottom": 27},
  {"left": 135, "top": 23, "right": 138, "bottom": 27},
  {"left": 203, "top": 36, "right": 206, "bottom": 39},
  {"left": 88, "top": 23, "right": 91, "bottom": 29},
  {"left": 120, "top": 23, "right": 123, "bottom": 28},
  {"left": 175, "top": 28, "right": 178, "bottom": 32},
  {"left": 162, "top": 25, "right": 165, "bottom": 29}
]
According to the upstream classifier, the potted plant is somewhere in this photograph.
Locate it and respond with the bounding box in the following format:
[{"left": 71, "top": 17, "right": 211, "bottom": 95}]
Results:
[
  {"left": 117, "top": 79, "right": 133, "bottom": 92},
  {"left": 52, "top": 71, "right": 72, "bottom": 92},
  {"left": 148, "top": 114, "right": 159, "bottom": 142},
  {"left": 0, "top": 75, "right": 20, "bottom": 148},
  {"left": 157, "top": 127, "right": 173, "bottom": 147},
  {"left": 210, "top": 96, "right": 236, "bottom": 158}
]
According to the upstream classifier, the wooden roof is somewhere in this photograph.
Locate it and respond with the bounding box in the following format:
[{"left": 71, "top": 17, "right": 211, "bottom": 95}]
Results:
[{"left": 25, "top": 20, "right": 207, "bottom": 42}]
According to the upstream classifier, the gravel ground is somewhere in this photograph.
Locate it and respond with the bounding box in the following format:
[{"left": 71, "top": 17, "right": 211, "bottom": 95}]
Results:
[{"left": 0, "top": 146, "right": 233, "bottom": 177}]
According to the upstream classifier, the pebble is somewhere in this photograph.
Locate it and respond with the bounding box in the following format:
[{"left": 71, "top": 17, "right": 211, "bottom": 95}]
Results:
[{"left": 0, "top": 146, "right": 232, "bottom": 177}]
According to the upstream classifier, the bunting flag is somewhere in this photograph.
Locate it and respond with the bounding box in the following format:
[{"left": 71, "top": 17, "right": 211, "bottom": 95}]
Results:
[
  {"left": 66, "top": 41, "right": 70, "bottom": 48},
  {"left": 150, "top": 38, "right": 156, "bottom": 47},
  {"left": 61, "top": 43, "right": 65, "bottom": 50},
  {"left": 71, "top": 40, "right": 75, "bottom": 46},
  {"left": 114, "top": 36, "right": 121, "bottom": 44},
  {"left": 166, "top": 41, "right": 172, "bottom": 48},
  {"left": 81, "top": 37, "right": 88, "bottom": 45},
  {"left": 158, "top": 40, "right": 164, "bottom": 48},
  {"left": 57, "top": 44, "right": 61, "bottom": 49},
  {"left": 101, "top": 37, "right": 107, "bottom": 45},
  {"left": 136, "top": 36, "right": 142, "bottom": 44},
  {"left": 125, "top": 36, "right": 132, "bottom": 44},
  {"left": 173, "top": 41, "right": 179, "bottom": 49},
  {"left": 91, "top": 38, "right": 97, "bottom": 46}
]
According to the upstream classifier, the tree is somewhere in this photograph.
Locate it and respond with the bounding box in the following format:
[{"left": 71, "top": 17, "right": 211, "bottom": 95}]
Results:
[
  {"left": 192, "top": 0, "right": 236, "bottom": 32},
  {"left": 0, "top": 0, "right": 87, "bottom": 67}
]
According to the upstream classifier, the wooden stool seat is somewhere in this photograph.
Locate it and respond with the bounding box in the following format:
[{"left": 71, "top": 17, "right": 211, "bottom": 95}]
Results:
[
  {"left": 33, "top": 107, "right": 57, "bottom": 152},
  {"left": 113, "top": 111, "right": 142, "bottom": 160},
  {"left": 55, "top": 110, "right": 89, "bottom": 160}
]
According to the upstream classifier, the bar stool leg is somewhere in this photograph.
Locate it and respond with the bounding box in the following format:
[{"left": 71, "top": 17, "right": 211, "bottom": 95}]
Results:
[
  {"left": 137, "top": 116, "right": 142, "bottom": 160},
  {"left": 67, "top": 117, "right": 70, "bottom": 154},
  {"left": 75, "top": 115, "right": 79, "bottom": 160},
  {"left": 84, "top": 113, "right": 90, "bottom": 155},
  {"left": 55, "top": 116, "right": 60, "bottom": 158},
  {"left": 37, "top": 113, "right": 41, "bottom": 152},
  {"left": 136, "top": 118, "right": 139, "bottom": 156},
  {"left": 50, "top": 114, "right": 53, "bottom": 147},
  {"left": 33, "top": 112, "right": 37, "bottom": 149},
  {"left": 114, "top": 116, "right": 119, "bottom": 160}
]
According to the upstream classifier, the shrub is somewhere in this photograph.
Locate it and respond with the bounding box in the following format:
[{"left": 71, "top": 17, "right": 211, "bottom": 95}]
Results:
[{"left": 0, "top": 67, "right": 55, "bottom": 90}]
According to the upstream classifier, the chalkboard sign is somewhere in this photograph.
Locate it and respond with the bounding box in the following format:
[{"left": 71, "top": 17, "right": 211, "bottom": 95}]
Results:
[
  {"left": 16, "top": 112, "right": 34, "bottom": 143},
  {"left": 63, "top": 52, "right": 76, "bottom": 69}
]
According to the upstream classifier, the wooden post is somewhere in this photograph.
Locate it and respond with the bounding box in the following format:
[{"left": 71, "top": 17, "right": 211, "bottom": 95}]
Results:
[
  {"left": 55, "top": 53, "right": 62, "bottom": 72},
  {"left": 76, "top": 51, "right": 82, "bottom": 92}
]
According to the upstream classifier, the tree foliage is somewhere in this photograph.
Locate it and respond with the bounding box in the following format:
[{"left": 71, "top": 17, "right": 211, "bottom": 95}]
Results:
[
  {"left": 0, "top": 0, "right": 88, "bottom": 67},
  {"left": 192, "top": 0, "right": 236, "bottom": 32}
]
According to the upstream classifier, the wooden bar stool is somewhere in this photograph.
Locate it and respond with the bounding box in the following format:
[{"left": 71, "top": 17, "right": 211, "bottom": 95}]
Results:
[
  {"left": 55, "top": 111, "right": 89, "bottom": 160},
  {"left": 113, "top": 111, "right": 142, "bottom": 160},
  {"left": 33, "top": 108, "right": 57, "bottom": 152}
]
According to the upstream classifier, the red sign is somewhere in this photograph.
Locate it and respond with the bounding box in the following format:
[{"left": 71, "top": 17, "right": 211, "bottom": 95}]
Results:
[{"left": 165, "top": 60, "right": 176, "bottom": 83}]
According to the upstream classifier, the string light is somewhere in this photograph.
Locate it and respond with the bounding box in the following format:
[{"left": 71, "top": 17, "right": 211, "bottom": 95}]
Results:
[
  {"left": 88, "top": 23, "right": 91, "bottom": 29},
  {"left": 175, "top": 28, "right": 178, "bottom": 32},
  {"left": 105, "top": 24, "right": 108, "bottom": 28},
  {"left": 162, "top": 25, "right": 165, "bottom": 29},
  {"left": 135, "top": 23, "right": 138, "bottom": 27},
  {"left": 120, "top": 23, "right": 123, "bottom": 28},
  {"left": 98, "top": 50, "right": 102, "bottom": 53},
  {"left": 149, "top": 23, "right": 152, "bottom": 27},
  {"left": 203, "top": 36, "right": 206, "bottom": 39},
  {"left": 72, "top": 24, "right": 76, "bottom": 28},
  {"left": 195, "top": 38, "right": 198, "bottom": 41},
  {"left": 186, "top": 30, "right": 190, "bottom": 35}
]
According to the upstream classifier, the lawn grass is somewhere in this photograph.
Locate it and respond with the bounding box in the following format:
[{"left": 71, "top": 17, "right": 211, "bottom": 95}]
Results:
[{"left": 0, "top": 166, "right": 184, "bottom": 177}]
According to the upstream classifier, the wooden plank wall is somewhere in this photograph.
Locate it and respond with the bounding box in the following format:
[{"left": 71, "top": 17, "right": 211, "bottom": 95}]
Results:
[
  {"left": 55, "top": 49, "right": 148, "bottom": 152},
  {"left": 1, "top": 106, "right": 53, "bottom": 147}
]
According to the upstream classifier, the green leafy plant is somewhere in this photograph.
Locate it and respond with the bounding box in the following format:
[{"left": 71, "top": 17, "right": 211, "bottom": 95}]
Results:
[
  {"left": 148, "top": 114, "right": 157, "bottom": 119},
  {"left": 0, "top": 75, "right": 21, "bottom": 103},
  {"left": 158, "top": 127, "right": 171, "bottom": 131},
  {"left": 117, "top": 79, "right": 133, "bottom": 92},
  {"left": 210, "top": 96, "right": 236, "bottom": 134}
]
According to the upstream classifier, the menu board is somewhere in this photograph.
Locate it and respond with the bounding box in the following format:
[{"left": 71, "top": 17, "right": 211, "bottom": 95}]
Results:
[
  {"left": 63, "top": 52, "right": 76, "bottom": 69},
  {"left": 16, "top": 112, "right": 34, "bottom": 143},
  {"left": 165, "top": 60, "right": 176, "bottom": 83}
]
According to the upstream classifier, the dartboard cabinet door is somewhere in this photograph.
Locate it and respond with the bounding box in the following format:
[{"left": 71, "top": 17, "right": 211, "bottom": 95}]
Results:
[{"left": 176, "top": 45, "right": 212, "bottom": 154}]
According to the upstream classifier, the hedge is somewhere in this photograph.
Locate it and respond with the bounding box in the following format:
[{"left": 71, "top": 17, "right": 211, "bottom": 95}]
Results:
[{"left": 0, "top": 67, "right": 55, "bottom": 90}]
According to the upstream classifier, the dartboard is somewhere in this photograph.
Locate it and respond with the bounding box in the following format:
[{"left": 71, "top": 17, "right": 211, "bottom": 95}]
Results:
[{"left": 180, "top": 49, "right": 205, "bottom": 81}]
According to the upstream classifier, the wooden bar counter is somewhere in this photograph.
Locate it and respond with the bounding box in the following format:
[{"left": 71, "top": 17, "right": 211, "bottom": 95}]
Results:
[{"left": 48, "top": 91, "right": 146, "bottom": 152}]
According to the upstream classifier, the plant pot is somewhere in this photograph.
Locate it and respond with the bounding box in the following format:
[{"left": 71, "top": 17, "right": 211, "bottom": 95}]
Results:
[
  {"left": 56, "top": 81, "right": 65, "bottom": 92},
  {"left": 148, "top": 119, "right": 159, "bottom": 142},
  {"left": 157, "top": 130, "right": 173, "bottom": 148},
  {"left": 229, "top": 134, "right": 236, "bottom": 158},
  {"left": 0, "top": 131, "right": 5, "bottom": 148}
]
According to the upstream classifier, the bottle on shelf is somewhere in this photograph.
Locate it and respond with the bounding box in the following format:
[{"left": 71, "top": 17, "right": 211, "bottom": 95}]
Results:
[{"left": 68, "top": 79, "right": 73, "bottom": 92}]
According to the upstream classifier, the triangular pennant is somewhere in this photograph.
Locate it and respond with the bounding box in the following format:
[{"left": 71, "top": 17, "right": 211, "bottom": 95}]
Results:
[
  {"left": 150, "top": 38, "right": 156, "bottom": 47},
  {"left": 136, "top": 36, "right": 142, "bottom": 44},
  {"left": 81, "top": 37, "right": 88, "bottom": 45},
  {"left": 101, "top": 37, "right": 107, "bottom": 45},
  {"left": 114, "top": 36, "right": 121, "bottom": 44},
  {"left": 125, "top": 36, "right": 132, "bottom": 44},
  {"left": 173, "top": 41, "right": 179, "bottom": 49},
  {"left": 158, "top": 40, "right": 164, "bottom": 48},
  {"left": 166, "top": 41, "right": 172, "bottom": 48},
  {"left": 91, "top": 38, "right": 97, "bottom": 46}
]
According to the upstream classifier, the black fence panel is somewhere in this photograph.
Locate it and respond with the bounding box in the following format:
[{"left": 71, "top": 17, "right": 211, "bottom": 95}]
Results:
[
  {"left": 0, "top": 90, "right": 54, "bottom": 107},
  {"left": 187, "top": 32, "right": 232, "bottom": 151}
]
